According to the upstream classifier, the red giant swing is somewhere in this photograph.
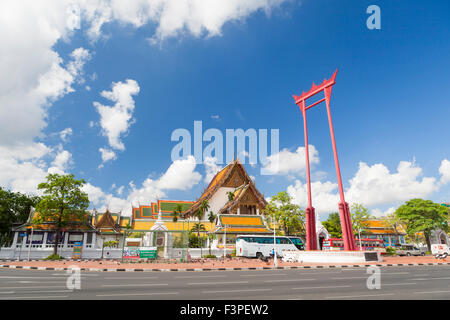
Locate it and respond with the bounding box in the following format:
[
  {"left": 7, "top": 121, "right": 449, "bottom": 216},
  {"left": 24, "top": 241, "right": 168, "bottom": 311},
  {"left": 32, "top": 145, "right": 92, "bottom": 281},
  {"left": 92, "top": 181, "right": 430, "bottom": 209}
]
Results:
[{"left": 292, "top": 70, "right": 356, "bottom": 251}]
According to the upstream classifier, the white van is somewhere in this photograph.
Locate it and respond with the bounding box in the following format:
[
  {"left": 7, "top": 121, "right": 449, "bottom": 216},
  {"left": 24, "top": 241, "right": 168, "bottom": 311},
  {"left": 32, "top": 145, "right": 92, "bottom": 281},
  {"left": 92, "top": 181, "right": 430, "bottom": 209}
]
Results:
[{"left": 236, "top": 235, "right": 299, "bottom": 259}]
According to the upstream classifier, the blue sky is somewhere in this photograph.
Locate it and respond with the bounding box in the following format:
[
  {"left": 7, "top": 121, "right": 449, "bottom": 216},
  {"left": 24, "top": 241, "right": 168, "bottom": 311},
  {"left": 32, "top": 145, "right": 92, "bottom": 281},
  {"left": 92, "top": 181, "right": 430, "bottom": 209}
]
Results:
[{"left": 1, "top": 0, "right": 449, "bottom": 218}]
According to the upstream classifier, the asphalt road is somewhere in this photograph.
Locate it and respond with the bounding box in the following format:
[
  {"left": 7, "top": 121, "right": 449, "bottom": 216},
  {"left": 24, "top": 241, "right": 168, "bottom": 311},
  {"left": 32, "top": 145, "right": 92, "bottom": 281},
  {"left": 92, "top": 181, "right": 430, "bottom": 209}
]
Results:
[{"left": 0, "top": 265, "right": 449, "bottom": 300}]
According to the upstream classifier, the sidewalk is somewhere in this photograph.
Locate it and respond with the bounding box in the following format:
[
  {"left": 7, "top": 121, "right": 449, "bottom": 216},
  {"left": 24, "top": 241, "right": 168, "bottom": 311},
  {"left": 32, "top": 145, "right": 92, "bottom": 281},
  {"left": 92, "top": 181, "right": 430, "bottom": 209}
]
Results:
[{"left": 1, "top": 256, "right": 449, "bottom": 272}]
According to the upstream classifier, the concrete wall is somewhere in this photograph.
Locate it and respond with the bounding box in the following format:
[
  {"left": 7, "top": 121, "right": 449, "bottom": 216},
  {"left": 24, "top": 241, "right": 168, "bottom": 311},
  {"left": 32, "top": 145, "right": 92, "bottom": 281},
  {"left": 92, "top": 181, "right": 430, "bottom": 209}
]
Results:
[{"left": 0, "top": 247, "right": 123, "bottom": 260}]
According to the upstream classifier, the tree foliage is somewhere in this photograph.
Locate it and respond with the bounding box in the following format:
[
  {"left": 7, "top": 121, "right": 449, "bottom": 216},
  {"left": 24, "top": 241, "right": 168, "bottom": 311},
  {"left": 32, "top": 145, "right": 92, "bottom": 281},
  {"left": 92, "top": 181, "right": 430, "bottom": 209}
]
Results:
[
  {"left": 263, "top": 191, "right": 305, "bottom": 236},
  {"left": 33, "top": 174, "right": 89, "bottom": 255},
  {"left": 395, "top": 198, "right": 448, "bottom": 251},
  {"left": 322, "top": 212, "right": 342, "bottom": 238},
  {"left": 0, "top": 187, "right": 41, "bottom": 246},
  {"left": 350, "top": 203, "right": 371, "bottom": 235}
]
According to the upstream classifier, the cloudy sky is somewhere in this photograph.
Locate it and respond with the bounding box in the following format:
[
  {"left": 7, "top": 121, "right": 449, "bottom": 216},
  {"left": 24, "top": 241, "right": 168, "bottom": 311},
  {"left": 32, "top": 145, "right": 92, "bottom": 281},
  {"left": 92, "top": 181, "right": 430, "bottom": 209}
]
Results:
[{"left": 1, "top": 0, "right": 449, "bottom": 219}]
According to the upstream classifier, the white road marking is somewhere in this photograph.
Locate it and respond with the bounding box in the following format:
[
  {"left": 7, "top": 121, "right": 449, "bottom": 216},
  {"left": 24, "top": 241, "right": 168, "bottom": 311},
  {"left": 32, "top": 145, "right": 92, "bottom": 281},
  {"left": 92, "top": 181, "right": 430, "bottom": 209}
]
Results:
[
  {"left": 203, "top": 288, "right": 272, "bottom": 294},
  {"left": 414, "top": 290, "right": 450, "bottom": 294},
  {"left": 175, "top": 275, "right": 227, "bottom": 279},
  {"left": 0, "top": 286, "right": 67, "bottom": 290},
  {"left": 188, "top": 281, "right": 248, "bottom": 285},
  {"left": 0, "top": 295, "right": 68, "bottom": 300},
  {"left": 97, "top": 292, "right": 179, "bottom": 297},
  {"left": 264, "top": 279, "right": 316, "bottom": 283},
  {"left": 0, "top": 291, "right": 14, "bottom": 294},
  {"left": 382, "top": 283, "right": 416, "bottom": 286},
  {"left": 103, "top": 277, "right": 159, "bottom": 280},
  {"left": 240, "top": 273, "right": 287, "bottom": 277},
  {"left": 102, "top": 283, "right": 168, "bottom": 287},
  {"left": 326, "top": 293, "right": 395, "bottom": 299},
  {"left": 291, "top": 285, "right": 351, "bottom": 290}
]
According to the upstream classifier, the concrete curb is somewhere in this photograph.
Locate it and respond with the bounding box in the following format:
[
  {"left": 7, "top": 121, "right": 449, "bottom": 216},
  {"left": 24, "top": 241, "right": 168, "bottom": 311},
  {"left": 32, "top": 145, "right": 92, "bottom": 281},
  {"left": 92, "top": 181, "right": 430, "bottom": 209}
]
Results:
[{"left": 1, "top": 262, "right": 449, "bottom": 272}]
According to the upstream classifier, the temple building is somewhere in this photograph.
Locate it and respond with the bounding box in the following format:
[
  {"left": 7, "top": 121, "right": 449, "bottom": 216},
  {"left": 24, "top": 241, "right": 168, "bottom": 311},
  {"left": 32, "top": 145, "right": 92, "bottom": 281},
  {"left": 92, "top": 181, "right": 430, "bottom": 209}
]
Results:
[
  {"left": 183, "top": 159, "right": 271, "bottom": 247},
  {"left": 0, "top": 160, "right": 272, "bottom": 259}
]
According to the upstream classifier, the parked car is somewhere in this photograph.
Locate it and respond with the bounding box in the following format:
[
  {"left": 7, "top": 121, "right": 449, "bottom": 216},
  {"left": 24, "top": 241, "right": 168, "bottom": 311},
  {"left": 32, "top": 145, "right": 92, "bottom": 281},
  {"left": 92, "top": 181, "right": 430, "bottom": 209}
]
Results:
[
  {"left": 431, "top": 244, "right": 449, "bottom": 259},
  {"left": 396, "top": 244, "right": 426, "bottom": 256}
]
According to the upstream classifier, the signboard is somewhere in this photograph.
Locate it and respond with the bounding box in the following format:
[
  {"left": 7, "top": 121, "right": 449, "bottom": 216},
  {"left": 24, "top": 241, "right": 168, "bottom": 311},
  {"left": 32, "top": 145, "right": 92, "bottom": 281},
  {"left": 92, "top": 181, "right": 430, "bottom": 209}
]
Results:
[
  {"left": 123, "top": 247, "right": 140, "bottom": 259},
  {"left": 138, "top": 246, "right": 157, "bottom": 259},
  {"left": 72, "top": 241, "right": 83, "bottom": 259},
  {"left": 122, "top": 246, "right": 157, "bottom": 259}
]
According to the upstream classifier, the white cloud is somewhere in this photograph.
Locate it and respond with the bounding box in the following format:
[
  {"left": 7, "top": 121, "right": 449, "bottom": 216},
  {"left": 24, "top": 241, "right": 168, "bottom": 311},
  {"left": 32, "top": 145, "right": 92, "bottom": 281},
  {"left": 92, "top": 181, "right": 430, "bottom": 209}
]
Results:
[
  {"left": 439, "top": 159, "right": 450, "bottom": 184},
  {"left": 203, "top": 156, "right": 222, "bottom": 183},
  {"left": 287, "top": 160, "right": 440, "bottom": 216},
  {"left": 371, "top": 207, "right": 396, "bottom": 218},
  {"left": 59, "top": 128, "right": 73, "bottom": 142},
  {"left": 99, "top": 147, "right": 117, "bottom": 163},
  {"left": 83, "top": 155, "right": 202, "bottom": 213},
  {"left": 48, "top": 148, "right": 73, "bottom": 174},
  {"left": 0, "top": 0, "right": 289, "bottom": 196},
  {"left": 76, "top": 0, "right": 289, "bottom": 43},
  {"left": 156, "top": 156, "right": 202, "bottom": 190},
  {"left": 262, "top": 145, "right": 319, "bottom": 176},
  {"left": 94, "top": 79, "right": 140, "bottom": 151}
]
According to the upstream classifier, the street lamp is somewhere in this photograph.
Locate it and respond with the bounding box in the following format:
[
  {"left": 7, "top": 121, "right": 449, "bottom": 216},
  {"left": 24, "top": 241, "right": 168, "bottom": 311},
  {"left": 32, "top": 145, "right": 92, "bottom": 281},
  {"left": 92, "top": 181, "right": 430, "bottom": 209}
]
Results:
[{"left": 273, "top": 217, "right": 278, "bottom": 268}]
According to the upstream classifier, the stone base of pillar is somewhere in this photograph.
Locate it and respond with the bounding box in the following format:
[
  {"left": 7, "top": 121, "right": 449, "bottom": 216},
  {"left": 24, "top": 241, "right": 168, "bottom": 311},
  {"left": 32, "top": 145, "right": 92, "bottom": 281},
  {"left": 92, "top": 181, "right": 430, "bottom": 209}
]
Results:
[
  {"left": 338, "top": 202, "right": 356, "bottom": 251},
  {"left": 305, "top": 206, "right": 317, "bottom": 250}
]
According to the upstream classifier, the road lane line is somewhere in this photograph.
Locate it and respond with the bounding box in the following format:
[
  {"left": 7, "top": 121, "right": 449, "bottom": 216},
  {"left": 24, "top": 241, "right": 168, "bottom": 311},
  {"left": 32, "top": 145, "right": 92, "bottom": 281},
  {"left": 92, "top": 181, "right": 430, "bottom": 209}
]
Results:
[
  {"left": 382, "top": 283, "right": 416, "bottom": 286},
  {"left": 102, "top": 283, "right": 168, "bottom": 287},
  {"left": 0, "top": 286, "right": 67, "bottom": 290},
  {"left": 291, "top": 285, "right": 351, "bottom": 290},
  {"left": 240, "top": 273, "right": 287, "bottom": 277},
  {"left": 326, "top": 293, "right": 395, "bottom": 299},
  {"left": 0, "top": 295, "right": 68, "bottom": 300},
  {"left": 103, "top": 277, "right": 159, "bottom": 280},
  {"left": 175, "top": 275, "right": 227, "bottom": 279},
  {"left": 203, "top": 288, "right": 272, "bottom": 294},
  {"left": 97, "top": 292, "right": 179, "bottom": 297},
  {"left": 264, "top": 279, "right": 316, "bottom": 283},
  {"left": 414, "top": 290, "right": 450, "bottom": 294},
  {"left": 188, "top": 281, "right": 248, "bottom": 285}
]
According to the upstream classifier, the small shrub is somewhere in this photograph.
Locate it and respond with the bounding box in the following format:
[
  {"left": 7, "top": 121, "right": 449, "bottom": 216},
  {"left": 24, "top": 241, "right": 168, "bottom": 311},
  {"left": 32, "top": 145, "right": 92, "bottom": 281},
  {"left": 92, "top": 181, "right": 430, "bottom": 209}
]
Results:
[
  {"left": 385, "top": 247, "right": 396, "bottom": 256},
  {"left": 203, "top": 254, "right": 216, "bottom": 259},
  {"left": 44, "top": 254, "right": 63, "bottom": 260}
]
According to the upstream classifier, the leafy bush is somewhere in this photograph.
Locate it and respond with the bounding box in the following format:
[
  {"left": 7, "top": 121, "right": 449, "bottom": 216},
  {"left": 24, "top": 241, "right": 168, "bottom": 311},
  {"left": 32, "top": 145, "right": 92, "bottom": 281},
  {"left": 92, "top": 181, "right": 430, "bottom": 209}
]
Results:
[
  {"left": 44, "top": 254, "right": 63, "bottom": 260},
  {"left": 231, "top": 249, "right": 236, "bottom": 257},
  {"left": 203, "top": 254, "right": 216, "bottom": 259},
  {"left": 385, "top": 247, "right": 396, "bottom": 256}
]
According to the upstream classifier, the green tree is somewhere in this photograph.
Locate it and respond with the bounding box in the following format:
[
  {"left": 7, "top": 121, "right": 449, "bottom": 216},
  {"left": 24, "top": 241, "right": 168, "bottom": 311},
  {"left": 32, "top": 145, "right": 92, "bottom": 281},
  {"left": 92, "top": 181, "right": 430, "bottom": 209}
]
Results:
[
  {"left": 207, "top": 233, "right": 217, "bottom": 255},
  {"left": 33, "top": 174, "right": 89, "bottom": 256},
  {"left": 395, "top": 199, "right": 448, "bottom": 251},
  {"left": 226, "top": 191, "right": 235, "bottom": 202},
  {"left": 263, "top": 191, "right": 305, "bottom": 236},
  {"left": 194, "top": 200, "right": 210, "bottom": 255},
  {"left": 350, "top": 203, "right": 371, "bottom": 236},
  {"left": 172, "top": 203, "right": 184, "bottom": 222},
  {"left": 322, "top": 212, "right": 342, "bottom": 238},
  {"left": 383, "top": 212, "right": 405, "bottom": 244},
  {"left": 0, "top": 187, "right": 41, "bottom": 246},
  {"left": 208, "top": 211, "right": 216, "bottom": 224}
]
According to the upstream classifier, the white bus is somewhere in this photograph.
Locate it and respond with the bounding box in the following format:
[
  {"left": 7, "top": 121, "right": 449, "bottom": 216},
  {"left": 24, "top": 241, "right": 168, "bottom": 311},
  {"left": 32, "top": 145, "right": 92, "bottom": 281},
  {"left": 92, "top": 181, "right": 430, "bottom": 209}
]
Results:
[{"left": 236, "top": 235, "right": 299, "bottom": 259}]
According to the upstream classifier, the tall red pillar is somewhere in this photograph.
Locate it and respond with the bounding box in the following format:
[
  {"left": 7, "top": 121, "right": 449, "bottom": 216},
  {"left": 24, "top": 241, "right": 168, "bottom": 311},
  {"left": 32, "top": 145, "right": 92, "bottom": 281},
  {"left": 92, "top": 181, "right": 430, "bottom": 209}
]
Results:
[{"left": 293, "top": 70, "right": 356, "bottom": 251}]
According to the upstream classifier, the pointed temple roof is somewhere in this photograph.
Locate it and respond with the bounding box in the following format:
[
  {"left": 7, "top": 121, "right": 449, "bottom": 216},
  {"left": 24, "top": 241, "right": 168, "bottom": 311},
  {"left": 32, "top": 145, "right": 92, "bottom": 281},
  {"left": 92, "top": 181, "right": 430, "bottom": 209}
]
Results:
[
  {"left": 95, "top": 209, "right": 121, "bottom": 234},
  {"left": 183, "top": 159, "right": 267, "bottom": 217}
]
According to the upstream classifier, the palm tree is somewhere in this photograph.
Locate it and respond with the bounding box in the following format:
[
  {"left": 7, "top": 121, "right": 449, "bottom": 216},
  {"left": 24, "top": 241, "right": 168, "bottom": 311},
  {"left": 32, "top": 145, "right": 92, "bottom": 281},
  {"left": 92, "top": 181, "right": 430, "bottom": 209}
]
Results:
[
  {"left": 227, "top": 191, "right": 235, "bottom": 202},
  {"left": 172, "top": 203, "right": 184, "bottom": 223},
  {"left": 195, "top": 200, "right": 210, "bottom": 257},
  {"left": 208, "top": 211, "right": 216, "bottom": 224}
]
